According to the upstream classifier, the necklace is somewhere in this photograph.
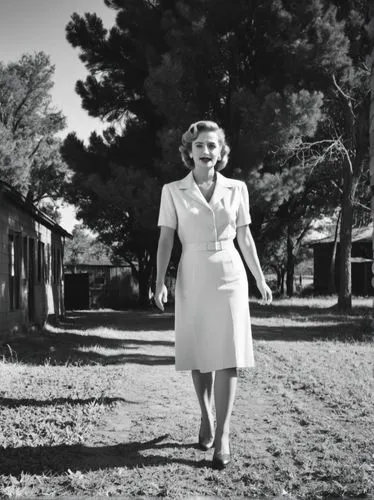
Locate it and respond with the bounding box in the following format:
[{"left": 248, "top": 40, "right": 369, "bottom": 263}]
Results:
[{"left": 197, "top": 179, "right": 216, "bottom": 190}]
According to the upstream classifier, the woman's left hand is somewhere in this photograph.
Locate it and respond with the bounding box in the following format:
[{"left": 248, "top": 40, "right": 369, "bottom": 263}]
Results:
[
  {"left": 256, "top": 279, "right": 272, "bottom": 305},
  {"left": 154, "top": 283, "right": 168, "bottom": 311}
]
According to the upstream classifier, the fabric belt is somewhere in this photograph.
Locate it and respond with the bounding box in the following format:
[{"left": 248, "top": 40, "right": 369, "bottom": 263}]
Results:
[{"left": 184, "top": 240, "right": 234, "bottom": 252}]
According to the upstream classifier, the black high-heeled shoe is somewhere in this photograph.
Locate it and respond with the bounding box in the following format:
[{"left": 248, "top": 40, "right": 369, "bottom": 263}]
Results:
[
  {"left": 198, "top": 434, "right": 215, "bottom": 451},
  {"left": 198, "top": 419, "right": 215, "bottom": 451},
  {"left": 212, "top": 446, "right": 231, "bottom": 469}
]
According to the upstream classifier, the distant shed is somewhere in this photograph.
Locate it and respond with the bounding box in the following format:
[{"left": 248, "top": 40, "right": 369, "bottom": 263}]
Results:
[
  {"left": 310, "top": 225, "right": 373, "bottom": 296},
  {"left": 64, "top": 263, "right": 138, "bottom": 309},
  {"left": 0, "top": 180, "right": 71, "bottom": 339}
]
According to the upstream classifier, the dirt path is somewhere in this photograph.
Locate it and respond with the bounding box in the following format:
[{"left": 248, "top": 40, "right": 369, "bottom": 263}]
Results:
[{"left": 85, "top": 321, "right": 208, "bottom": 462}]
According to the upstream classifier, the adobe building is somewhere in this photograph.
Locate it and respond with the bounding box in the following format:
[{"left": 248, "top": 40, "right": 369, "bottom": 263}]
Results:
[{"left": 0, "top": 180, "right": 71, "bottom": 339}]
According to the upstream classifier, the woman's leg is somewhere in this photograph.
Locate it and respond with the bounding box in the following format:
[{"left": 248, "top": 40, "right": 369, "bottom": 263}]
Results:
[
  {"left": 191, "top": 370, "right": 215, "bottom": 440},
  {"left": 214, "top": 367, "right": 237, "bottom": 455}
]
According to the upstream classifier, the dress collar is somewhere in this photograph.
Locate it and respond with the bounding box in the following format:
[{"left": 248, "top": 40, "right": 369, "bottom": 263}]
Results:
[{"left": 177, "top": 171, "right": 234, "bottom": 208}]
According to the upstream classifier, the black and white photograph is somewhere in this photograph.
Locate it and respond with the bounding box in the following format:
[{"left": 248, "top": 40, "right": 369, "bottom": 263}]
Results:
[{"left": 0, "top": 1, "right": 373, "bottom": 498}]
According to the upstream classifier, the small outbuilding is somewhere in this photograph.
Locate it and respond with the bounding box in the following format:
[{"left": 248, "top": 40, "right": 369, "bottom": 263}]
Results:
[
  {"left": 311, "top": 225, "right": 373, "bottom": 296},
  {"left": 64, "top": 263, "right": 138, "bottom": 310},
  {"left": 0, "top": 180, "right": 71, "bottom": 339}
]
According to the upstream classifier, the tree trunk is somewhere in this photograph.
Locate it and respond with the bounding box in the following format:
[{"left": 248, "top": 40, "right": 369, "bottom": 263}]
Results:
[
  {"left": 275, "top": 267, "right": 286, "bottom": 295},
  {"left": 280, "top": 268, "right": 286, "bottom": 296},
  {"left": 328, "top": 210, "right": 341, "bottom": 294},
  {"left": 137, "top": 259, "right": 151, "bottom": 307},
  {"left": 276, "top": 269, "right": 282, "bottom": 293},
  {"left": 276, "top": 268, "right": 282, "bottom": 293},
  {"left": 337, "top": 63, "right": 368, "bottom": 310},
  {"left": 286, "top": 228, "right": 295, "bottom": 296},
  {"left": 369, "top": 0, "right": 374, "bottom": 325},
  {"left": 136, "top": 247, "right": 157, "bottom": 307},
  {"left": 338, "top": 166, "right": 359, "bottom": 310}
]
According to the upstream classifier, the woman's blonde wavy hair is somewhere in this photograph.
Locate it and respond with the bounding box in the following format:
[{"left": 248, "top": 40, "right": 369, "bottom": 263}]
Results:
[{"left": 179, "top": 120, "right": 230, "bottom": 171}]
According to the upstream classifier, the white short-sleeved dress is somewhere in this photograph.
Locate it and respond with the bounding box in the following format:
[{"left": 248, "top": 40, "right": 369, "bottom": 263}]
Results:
[{"left": 157, "top": 170, "right": 254, "bottom": 373}]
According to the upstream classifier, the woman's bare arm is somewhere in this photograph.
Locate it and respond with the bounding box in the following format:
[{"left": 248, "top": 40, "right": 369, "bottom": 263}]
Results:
[
  {"left": 155, "top": 226, "right": 175, "bottom": 310},
  {"left": 236, "top": 225, "right": 272, "bottom": 304}
]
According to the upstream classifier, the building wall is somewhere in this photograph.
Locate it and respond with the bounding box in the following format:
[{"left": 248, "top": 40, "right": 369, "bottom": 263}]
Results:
[
  {"left": 0, "top": 198, "right": 65, "bottom": 339},
  {"left": 313, "top": 242, "right": 374, "bottom": 296}
]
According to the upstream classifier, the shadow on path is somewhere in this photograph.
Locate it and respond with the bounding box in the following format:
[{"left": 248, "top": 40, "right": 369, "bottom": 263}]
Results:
[
  {"left": 250, "top": 302, "right": 370, "bottom": 342},
  {"left": 0, "top": 335, "right": 175, "bottom": 366},
  {"left": 252, "top": 322, "right": 365, "bottom": 342},
  {"left": 60, "top": 309, "right": 175, "bottom": 332},
  {"left": 0, "top": 435, "right": 210, "bottom": 475},
  {"left": 2, "top": 303, "right": 369, "bottom": 367},
  {"left": 250, "top": 301, "right": 371, "bottom": 319},
  {"left": 0, "top": 397, "right": 137, "bottom": 408},
  {"left": 1, "top": 308, "right": 175, "bottom": 366}
]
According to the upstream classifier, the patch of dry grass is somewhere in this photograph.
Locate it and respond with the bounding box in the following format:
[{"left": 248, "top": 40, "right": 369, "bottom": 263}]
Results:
[
  {"left": 0, "top": 298, "right": 373, "bottom": 498},
  {"left": 239, "top": 341, "right": 373, "bottom": 498}
]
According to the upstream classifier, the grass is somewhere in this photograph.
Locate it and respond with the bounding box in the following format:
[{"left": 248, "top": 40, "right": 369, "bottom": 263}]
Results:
[{"left": 0, "top": 297, "right": 373, "bottom": 498}]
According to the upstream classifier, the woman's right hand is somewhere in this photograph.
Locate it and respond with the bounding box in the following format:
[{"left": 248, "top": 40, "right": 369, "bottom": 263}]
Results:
[{"left": 154, "top": 283, "right": 168, "bottom": 311}]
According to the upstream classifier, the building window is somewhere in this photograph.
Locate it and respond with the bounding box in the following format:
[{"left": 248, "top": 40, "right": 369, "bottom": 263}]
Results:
[
  {"left": 37, "top": 241, "right": 45, "bottom": 283},
  {"left": 8, "top": 232, "right": 21, "bottom": 310}
]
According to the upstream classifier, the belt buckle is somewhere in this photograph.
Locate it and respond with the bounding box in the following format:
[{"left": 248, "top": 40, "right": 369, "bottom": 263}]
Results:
[{"left": 208, "top": 241, "right": 221, "bottom": 251}]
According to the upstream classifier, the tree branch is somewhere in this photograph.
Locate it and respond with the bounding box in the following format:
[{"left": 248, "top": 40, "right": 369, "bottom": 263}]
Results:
[
  {"left": 354, "top": 200, "right": 371, "bottom": 212},
  {"left": 330, "top": 180, "right": 370, "bottom": 211},
  {"left": 12, "top": 86, "right": 35, "bottom": 134},
  {"left": 295, "top": 217, "right": 314, "bottom": 249},
  {"left": 28, "top": 138, "right": 44, "bottom": 159},
  {"left": 332, "top": 74, "right": 357, "bottom": 107}
]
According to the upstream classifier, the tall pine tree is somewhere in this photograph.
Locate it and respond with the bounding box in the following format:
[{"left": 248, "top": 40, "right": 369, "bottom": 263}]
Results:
[{"left": 63, "top": 0, "right": 370, "bottom": 305}]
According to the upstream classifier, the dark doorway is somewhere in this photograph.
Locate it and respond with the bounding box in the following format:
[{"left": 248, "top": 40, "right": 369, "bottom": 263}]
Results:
[
  {"left": 64, "top": 274, "right": 89, "bottom": 310},
  {"left": 28, "top": 238, "right": 35, "bottom": 321}
]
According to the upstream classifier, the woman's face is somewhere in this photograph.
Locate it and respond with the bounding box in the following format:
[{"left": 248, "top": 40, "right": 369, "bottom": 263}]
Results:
[{"left": 191, "top": 131, "right": 221, "bottom": 169}]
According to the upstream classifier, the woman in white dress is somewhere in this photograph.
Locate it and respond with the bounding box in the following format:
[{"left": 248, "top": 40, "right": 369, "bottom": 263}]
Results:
[{"left": 155, "top": 120, "right": 272, "bottom": 469}]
